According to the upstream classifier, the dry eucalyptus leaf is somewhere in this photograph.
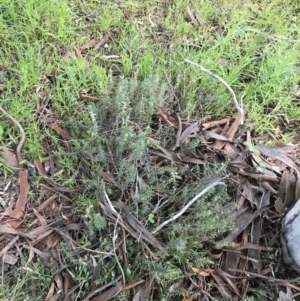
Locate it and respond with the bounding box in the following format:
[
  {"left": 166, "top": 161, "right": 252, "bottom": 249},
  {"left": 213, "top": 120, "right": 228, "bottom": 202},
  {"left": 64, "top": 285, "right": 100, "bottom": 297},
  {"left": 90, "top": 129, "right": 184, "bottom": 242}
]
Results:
[{"left": 0, "top": 147, "right": 19, "bottom": 167}]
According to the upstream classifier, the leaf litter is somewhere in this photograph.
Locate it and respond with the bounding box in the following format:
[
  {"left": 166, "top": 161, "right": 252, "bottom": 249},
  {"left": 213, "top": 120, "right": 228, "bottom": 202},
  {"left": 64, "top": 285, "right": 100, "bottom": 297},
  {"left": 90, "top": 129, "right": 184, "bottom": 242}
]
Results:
[{"left": 2, "top": 104, "right": 300, "bottom": 300}]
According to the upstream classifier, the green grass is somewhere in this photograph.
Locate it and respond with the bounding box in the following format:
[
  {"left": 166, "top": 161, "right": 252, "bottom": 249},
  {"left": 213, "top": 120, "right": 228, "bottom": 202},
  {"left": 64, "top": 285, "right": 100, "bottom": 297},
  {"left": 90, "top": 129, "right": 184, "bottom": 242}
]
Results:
[
  {"left": 1, "top": 0, "right": 300, "bottom": 150},
  {"left": 0, "top": 0, "right": 300, "bottom": 300}
]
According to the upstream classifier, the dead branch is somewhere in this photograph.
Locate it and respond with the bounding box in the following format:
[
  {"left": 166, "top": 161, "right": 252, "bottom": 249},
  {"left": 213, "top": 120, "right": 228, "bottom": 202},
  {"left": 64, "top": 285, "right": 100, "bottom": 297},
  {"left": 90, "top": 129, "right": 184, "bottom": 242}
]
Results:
[
  {"left": 151, "top": 180, "right": 226, "bottom": 234},
  {"left": 184, "top": 59, "right": 244, "bottom": 120}
]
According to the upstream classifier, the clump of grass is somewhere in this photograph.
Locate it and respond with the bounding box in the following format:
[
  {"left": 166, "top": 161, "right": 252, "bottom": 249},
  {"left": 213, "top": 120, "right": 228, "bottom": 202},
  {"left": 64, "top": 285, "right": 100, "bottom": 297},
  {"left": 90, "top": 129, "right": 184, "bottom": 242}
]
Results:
[{"left": 0, "top": 261, "right": 52, "bottom": 301}]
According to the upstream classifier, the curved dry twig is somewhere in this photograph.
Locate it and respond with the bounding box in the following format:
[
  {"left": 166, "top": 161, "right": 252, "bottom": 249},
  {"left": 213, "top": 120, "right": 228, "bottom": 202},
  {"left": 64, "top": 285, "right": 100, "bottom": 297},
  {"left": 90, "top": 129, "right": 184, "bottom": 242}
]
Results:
[
  {"left": 184, "top": 59, "right": 244, "bottom": 119},
  {"left": 0, "top": 107, "right": 25, "bottom": 163},
  {"left": 151, "top": 180, "right": 226, "bottom": 234}
]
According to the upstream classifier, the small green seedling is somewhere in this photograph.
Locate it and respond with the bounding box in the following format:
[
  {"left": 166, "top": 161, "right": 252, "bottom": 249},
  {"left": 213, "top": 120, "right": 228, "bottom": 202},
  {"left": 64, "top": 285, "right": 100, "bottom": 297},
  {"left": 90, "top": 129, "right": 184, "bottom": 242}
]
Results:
[{"left": 148, "top": 213, "right": 155, "bottom": 224}]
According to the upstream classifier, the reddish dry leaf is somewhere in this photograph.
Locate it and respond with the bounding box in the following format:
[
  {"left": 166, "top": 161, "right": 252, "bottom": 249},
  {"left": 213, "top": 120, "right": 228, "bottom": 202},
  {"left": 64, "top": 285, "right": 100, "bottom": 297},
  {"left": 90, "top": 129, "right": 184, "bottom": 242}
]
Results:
[
  {"left": 35, "top": 229, "right": 55, "bottom": 242},
  {"left": 26, "top": 245, "right": 35, "bottom": 265},
  {"left": 2, "top": 170, "right": 29, "bottom": 219},
  {"left": 121, "top": 280, "right": 145, "bottom": 291},
  {"left": 25, "top": 223, "right": 51, "bottom": 239},
  {"left": 37, "top": 195, "right": 58, "bottom": 212},
  {"left": 94, "top": 33, "right": 111, "bottom": 49},
  {"left": 213, "top": 122, "right": 230, "bottom": 150},
  {"left": 48, "top": 293, "right": 61, "bottom": 301},
  {"left": 236, "top": 189, "right": 246, "bottom": 210},
  {"left": 202, "top": 116, "right": 231, "bottom": 129},
  {"left": 158, "top": 110, "right": 178, "bottom": 128},
  {"left": 45, "top": 282, "right": 56, "bottom": 301},
  {"left": 2, "top": 218, "right": 24, "bottom": 230},
  {"left": 215, "top": 114, "right": 242, "bottom": 150},
  {"left": 80, "top": 93, "right": 100, "bottom": 101},
  {"left": 63, "top": 272, "right": 75, "bottom": 291},
  {"left": 277, "top": 282, "right": 300, "bottom": 293},
  {"left": 0, "top": 225, "right": 19, "bottom": 235},
  {"left": 47, "top": 123, "right": 71, "bottom": 140},
  {"left": 261, "top": 181, "right": 277, "bottom": 194},
  {"left": 0, "top": 147, "right": 19, "bottom": 167},
  {"left": 174, "top": 113, "right": 183, "bottom": 149},
  {"left": 226, "top": 113, "right": 242, "bottom": 141},
  {"left": 34, "top": 158, "right": 49, "bottom": 177},
  {"left": 80, "top": 39, "right": 97, "bottom": 50},
  {"left": 46, "top": 235, "right": 56, "bottom": 250},
  {"left": 34, "top": 158, "right": 59, "bottom": 188},
  {"left": 53, "top": 237, "right": 61, "bottom": 249},
  {"left": 33, "top": 208, "right": 47, "bottom": 226}
]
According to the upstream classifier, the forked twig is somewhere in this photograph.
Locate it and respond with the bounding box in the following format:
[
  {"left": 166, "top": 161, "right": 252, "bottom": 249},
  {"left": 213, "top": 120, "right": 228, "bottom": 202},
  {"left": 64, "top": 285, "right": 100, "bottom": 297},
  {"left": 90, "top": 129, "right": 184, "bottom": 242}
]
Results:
[
  {"left": 184, "top": 59, "right": 244, "bottom": 120},
  {"left": 151, "top": 180, "right": 226, "bottom": 234},
  {"left": 0, "top": 107, "right": 25, "bottom": 164}
]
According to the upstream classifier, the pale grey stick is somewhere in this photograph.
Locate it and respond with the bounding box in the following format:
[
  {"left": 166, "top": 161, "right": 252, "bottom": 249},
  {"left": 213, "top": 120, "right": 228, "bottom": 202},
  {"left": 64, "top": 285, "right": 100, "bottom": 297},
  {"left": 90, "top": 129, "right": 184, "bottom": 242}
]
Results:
[
  {"left": 151, "top": 181, "right": 226, "bottom": 234},
  {"left": 184, "top": 59, "right": 244, "bottom": 117}
]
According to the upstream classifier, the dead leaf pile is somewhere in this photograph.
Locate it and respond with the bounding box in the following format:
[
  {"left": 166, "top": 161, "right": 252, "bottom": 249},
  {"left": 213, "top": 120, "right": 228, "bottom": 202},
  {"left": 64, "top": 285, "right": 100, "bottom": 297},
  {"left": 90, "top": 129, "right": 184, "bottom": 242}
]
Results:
[{"left": 154, "top": 111, "right": 300, "bottom": 300}]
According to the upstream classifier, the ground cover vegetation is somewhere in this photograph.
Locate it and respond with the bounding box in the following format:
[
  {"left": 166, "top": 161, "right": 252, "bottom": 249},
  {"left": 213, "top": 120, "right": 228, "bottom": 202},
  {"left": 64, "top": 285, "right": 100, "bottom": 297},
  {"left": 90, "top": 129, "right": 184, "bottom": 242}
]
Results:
[{"left": 1, "top": 0, "right": 300, "bottom": 300}]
